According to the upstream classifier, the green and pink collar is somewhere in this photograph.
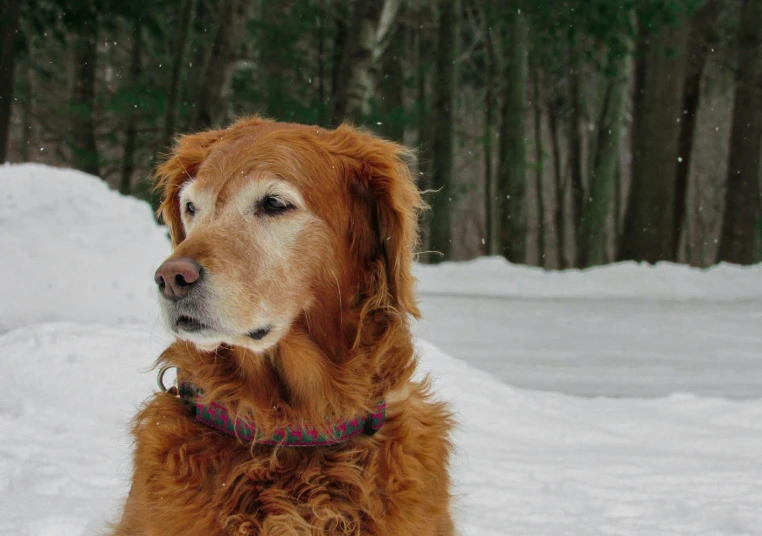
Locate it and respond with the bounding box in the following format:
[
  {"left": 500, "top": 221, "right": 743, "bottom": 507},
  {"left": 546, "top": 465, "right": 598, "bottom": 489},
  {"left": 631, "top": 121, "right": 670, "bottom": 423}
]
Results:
[{"left": 159, "top": 366, "right": 386, "bottom": 447}]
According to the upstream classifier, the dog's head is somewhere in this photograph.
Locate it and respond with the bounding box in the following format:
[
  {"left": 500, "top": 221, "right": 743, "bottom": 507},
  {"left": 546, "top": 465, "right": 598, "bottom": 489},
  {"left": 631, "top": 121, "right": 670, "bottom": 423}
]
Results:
[{"left": 154, "top": 117, "right": 422, "bottom": 356}]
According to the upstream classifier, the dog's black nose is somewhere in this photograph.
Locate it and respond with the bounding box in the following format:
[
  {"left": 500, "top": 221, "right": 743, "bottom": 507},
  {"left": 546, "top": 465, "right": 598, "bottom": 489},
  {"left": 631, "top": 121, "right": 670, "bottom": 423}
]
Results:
[{"left": 154, "top": 257, "right": 201, "bottom": 300}]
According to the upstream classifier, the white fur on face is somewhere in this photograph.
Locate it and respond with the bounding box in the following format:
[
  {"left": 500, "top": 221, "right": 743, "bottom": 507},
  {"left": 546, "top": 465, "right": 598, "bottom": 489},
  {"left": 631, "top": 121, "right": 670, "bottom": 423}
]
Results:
[
  {"left": 178, "top": 180, "right": 216, "bottom": 233},
  {"left": 160, "top": 176, "right": 323, "bottom": 354}
]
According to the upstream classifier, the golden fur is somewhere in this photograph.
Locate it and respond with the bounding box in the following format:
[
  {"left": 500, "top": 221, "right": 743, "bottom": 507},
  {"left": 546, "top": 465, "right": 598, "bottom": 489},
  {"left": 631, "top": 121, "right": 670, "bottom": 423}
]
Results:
[{"left": 110, "top": 117, "right": 454, "bottom": 535}]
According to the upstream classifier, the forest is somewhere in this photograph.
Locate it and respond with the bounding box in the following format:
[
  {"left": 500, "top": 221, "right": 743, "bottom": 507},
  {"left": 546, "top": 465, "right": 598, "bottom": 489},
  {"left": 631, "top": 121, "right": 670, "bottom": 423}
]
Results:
[{"left": 0, "top": 0, "right": 760, "bottom": 267}]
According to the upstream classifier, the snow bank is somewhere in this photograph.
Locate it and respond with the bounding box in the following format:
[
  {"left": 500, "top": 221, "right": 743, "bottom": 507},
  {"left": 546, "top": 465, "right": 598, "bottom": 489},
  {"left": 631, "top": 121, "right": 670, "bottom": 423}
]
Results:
[
  {"left": 0, "top": 163, "right": 170, "bottom": 332},
  {"left": 1, "top": 324, "right": 760, "bottom": 535},
  {"left": 416, "top": 340, "right": 762, "bottom": 535},
  {"left": 415, "top": 256, "right": 762, "bottom": 300},
  {"left": 2, "top": 164, "right": 761, "bottom": 535}
]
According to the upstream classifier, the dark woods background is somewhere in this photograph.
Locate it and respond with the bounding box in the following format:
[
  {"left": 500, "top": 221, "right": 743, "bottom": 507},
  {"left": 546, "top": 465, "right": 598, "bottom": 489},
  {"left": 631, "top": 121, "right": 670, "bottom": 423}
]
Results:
[{"left": 1, "top": 0, "right": 761, "bottom": 267}]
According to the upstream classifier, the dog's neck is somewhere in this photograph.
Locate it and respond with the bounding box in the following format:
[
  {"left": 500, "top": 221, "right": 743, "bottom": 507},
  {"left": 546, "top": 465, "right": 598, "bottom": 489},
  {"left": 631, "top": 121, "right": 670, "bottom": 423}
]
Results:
[{"left": 160, "top": 305, "right": 415, "bottom": 435}]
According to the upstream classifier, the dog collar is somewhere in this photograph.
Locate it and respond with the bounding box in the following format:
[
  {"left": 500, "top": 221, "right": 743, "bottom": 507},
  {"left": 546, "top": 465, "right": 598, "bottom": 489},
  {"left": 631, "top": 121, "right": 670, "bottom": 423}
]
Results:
[{"left": 158, "top": 366, "right": 386, "bottom": 446}]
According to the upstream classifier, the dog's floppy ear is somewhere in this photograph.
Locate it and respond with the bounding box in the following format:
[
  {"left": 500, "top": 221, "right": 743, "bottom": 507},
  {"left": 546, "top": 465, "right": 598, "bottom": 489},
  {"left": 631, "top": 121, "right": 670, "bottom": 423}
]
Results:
[
  {"left": 153, "top": 129, "right": 225, "bottom": 246},
  {"left": 332, "top": 125, "right": 424, "bottom": 318}
]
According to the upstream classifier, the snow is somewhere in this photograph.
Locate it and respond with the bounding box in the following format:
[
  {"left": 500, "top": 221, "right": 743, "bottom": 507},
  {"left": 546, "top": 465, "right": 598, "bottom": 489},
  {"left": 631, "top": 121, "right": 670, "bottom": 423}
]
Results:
[
  {"left": 0, "top": 164, "right": 170, "bottom": 332},
  {"left": 415, "top": 295, "right": 762, "bottom": 399},
  {"left": 415, "top": 256, "right": 762, "bottom": 300},
  {"left": 2, "top": 163, "right": 761, "bottom": 535}
]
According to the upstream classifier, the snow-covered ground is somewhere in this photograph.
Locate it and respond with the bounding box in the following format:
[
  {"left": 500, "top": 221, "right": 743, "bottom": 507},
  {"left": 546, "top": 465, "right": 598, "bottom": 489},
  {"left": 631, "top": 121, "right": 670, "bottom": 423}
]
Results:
[
  {"left": 1, "top": 163, "right": 761, "bottom": 535},
  {"left": 414, "top": 257, "right": 762, "bottom": 399},
  {"left": 415, "top": 292, "right": 762, "bottom": 399}
]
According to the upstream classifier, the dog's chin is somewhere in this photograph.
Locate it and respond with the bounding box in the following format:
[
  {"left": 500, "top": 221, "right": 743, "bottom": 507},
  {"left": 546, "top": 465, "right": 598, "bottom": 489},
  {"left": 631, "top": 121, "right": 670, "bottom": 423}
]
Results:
[
  {"left": 174, "top": 328, "right": 228, "bottom": 352},
  {"left": 171, "top": 321, "right": 282, "bottom": 354},
  {"left": 159, "top": 300, "right": 285, "bottom": 353}
]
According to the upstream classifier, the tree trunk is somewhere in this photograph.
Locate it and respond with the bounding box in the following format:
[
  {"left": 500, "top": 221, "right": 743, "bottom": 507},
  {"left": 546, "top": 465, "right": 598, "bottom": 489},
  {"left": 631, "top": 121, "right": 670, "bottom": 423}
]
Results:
[
  {"left": 317, "top": 0, "right": 326, "bottom": 122},
  {"left": 161, "top": 0, "right": 195, "bottom": 150},
  {"left": 0, "top": 0, "right": 22, "bottom": 163},
  {"left": 330, "top": 6, "right": 349, "bottom": 102},
  {"left": 626, "top": 21, "right": 648, "bottom": 244},
  {"left": 70, "top": 19, "right": 100, "bottom": 177},
  {"left": 427, "top": 0, "right": 458, "bottom": 262},
  {"left": 533, "top": 64, "right": 545, "bottom": 267},
  {"left": 497, "top": 6, "right": 528, "bottom": 263},
  {"left": 414, "top": 15, "right": 433, "bottom": 254},
  {"left": 184, "top": 0, "right": 211, "bottom": 122},
  {"left": 619, "top": 19, "right": 689, "bottom": 263},
  {"left": 364, "top": 0, "right": 402, "bottom": 114},
  {"left": 195, "top": 0, "right": 251, "bottom": 129},
  {"left": 674, "top": 0, "right": 721, "bottom": 259},
  {"left": 717, "top": 0, "right": 762, "bottom": 265},
  {"left": 330, "top": 0, "right": 385, "bottom": 125},
  {"left": 378, "top": 29, "right": 405, "bottom": 141},
  {"left": 120, "top": 22, "right": 143, "bottom": 195},
  {"left": 415, "top": 19, "right": 429, "bottom": 175},
  {"left": 568, "top": 41, "right": 585, "bottom": 266},
  {"left": 613, "top": 156, "right": 622, "bottom": 252},
  {"left": 483, "top": 7, "right": 495, "bottom": 255},
  {"left": 579, "top": 51, "right": 631, "bottom": 268},
  {"left": 547, "top": 93, "right": 566, "bottom": 269},
  {"left": 20, "top": 56, "right": 31, "bottom": 162}
]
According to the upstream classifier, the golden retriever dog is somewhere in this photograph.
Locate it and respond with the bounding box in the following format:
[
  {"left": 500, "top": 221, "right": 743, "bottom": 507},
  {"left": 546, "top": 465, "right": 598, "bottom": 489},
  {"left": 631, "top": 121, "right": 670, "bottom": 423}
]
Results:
[{"left": 111, "top": 117, "right": 454, "bottom": 535}]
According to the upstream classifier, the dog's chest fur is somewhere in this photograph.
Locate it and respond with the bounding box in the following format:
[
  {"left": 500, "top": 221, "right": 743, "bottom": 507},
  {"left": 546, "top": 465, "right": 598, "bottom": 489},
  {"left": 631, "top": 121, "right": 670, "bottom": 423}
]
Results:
[{"left": 120, "top": 383, "right": 453, "bottom": 536}]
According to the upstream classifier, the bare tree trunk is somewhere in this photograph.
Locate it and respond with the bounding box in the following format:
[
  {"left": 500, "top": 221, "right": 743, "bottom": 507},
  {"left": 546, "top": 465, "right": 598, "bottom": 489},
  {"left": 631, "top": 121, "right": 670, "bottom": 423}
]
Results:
[
  {"left": 364, "top": 0, "right": 402, "bottom": 113},
  {"left": 497, "top": 6, "right": 528, "bottom": 263},
  {"left": 414, "top": 15, "right": 433, "bottom": 253},
  {"left": 717, "top": 0, "right": 762, "bottom": 265},
  {"left": 674, "top": 0, "right": 721, "bottom": 259},
  {"left": 547, "top": 93, "right": 566, "bottom": 268},
  {"left": 625, "top": 21, "right": 648, "bottom": 245},
  {"left": 161, "top": 0, "right": 194, "bottom": 149},
  {"left": 619, "top": 19, "right": 689, "bottom": 263},
  {"left": 330, "top": 6, "right": 349, "bottom": 100},
  {"left": 483, "top": 7, "right": 495, "bottom": 255},
  {"left": 579, "top": 51, "right": 631, "bottom": 267},
  {"left": 568, "top": 40, "right": 585, "bottom": 266},
  {"left": 533, "top": 64, "right": 545, "bottom": 267},
  {"left": 20, "top": 57, "right": 31, "bottom": 162},
  {"left": 120, "top": 22, "right": 143, "bottom": 195},
  {"left": 415, "top": 21, "right": 427, "bottom": 152},
  {"left": 613, "top": 156, "right": 622, "bottom": 251},
  {"left": 0, "top": 0, "right": 22, "bottom": 162},
  {"left": 195, "top": 0, "right": 251, "bottom": 129},
  {"left": 755, "top": 194, "right": 762, "bottom": 262},
  {"left": 378, "top": 29, "right": 404, "bottom": 141},
  {"left": 70, "top": 18, "right": 100, "bottom": 177},
  {"left": 330, "top": 0, "right": 385, "bottom": 125},
  {"left": 317, "top": 0, "right": 326, "bottom": 122},
  {"left": 427, "top": 0, "right": 458, "bottom": 262}
]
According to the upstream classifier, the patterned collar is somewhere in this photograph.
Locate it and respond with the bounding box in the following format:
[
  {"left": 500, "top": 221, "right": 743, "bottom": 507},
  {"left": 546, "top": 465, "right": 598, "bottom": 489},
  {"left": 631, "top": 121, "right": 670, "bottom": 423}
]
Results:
[{"left": 158, "top": 366, "right": 386, "bottom": 446}]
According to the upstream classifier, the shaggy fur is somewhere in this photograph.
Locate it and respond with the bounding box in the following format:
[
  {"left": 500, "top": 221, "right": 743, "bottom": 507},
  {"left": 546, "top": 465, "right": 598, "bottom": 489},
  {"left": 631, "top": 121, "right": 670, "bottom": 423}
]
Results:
[{"left": 110, "top": 117, "right": 454, "bottom": 535}]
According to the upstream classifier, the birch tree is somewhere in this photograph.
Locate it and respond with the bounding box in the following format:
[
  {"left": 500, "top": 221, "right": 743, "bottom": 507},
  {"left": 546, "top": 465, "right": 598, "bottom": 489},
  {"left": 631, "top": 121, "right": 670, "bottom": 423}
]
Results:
[{"left": 330, "top": 0, "right": 399, "bottom": 125}]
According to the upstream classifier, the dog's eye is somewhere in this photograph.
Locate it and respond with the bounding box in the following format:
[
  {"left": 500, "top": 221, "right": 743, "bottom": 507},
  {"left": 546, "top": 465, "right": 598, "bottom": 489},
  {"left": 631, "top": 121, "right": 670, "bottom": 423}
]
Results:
[
  {"left": 261, "top": 195, "right": 292, "bottom": 215},
  {"left": 185, "top": 201, "right": 196, "bottom": 216}
]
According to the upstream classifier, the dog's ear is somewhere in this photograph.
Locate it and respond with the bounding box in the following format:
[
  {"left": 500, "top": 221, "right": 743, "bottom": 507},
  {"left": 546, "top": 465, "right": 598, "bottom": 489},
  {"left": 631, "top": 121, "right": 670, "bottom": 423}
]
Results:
[
  {"left": 332, "top": 126, "right": 424, "bottom": 318},
  {"left": 154, "top": 129, "right": 225, "bottom": 246}
]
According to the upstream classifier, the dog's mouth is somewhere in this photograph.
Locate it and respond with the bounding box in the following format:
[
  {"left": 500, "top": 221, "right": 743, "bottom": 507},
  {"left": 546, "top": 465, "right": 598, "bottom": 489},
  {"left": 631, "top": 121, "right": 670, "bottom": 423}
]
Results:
[
  {"left": 175, "top": 315, "right": 210, "bottom": 333},
  {"left": 247, "top": 326, "right": 271, "bottom": 340},
  {"left": 175, "top": 314, "right": 271, "bottom": 341}
]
